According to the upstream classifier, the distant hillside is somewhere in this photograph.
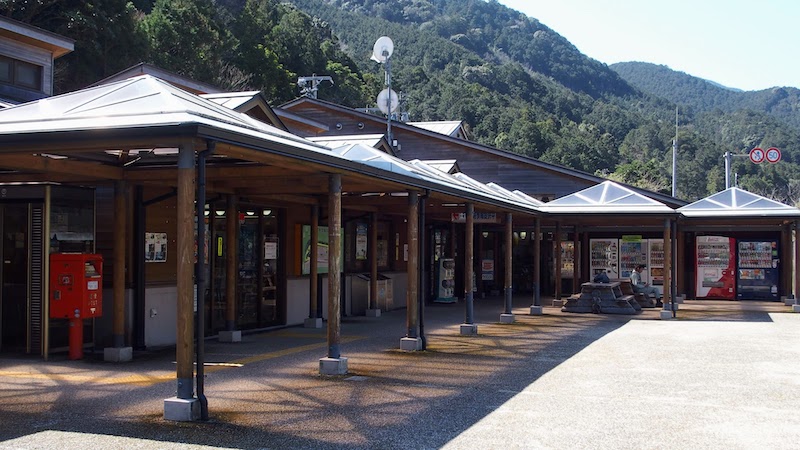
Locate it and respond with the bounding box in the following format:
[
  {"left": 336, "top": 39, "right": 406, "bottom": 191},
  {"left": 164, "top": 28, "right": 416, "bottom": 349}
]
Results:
[{"left": 611, "top": 61, "right": 800, "bottom": 131}]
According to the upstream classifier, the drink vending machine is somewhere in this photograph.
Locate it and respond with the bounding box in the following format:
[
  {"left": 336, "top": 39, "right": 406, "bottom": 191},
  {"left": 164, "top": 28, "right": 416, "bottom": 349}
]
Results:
[
  {"left": 618, "top": 237, "right": 647, "bottom": 281},
  {"left": 647, "top": 239, "right": 665, "bottom": 296},
  {"left": 50, "top": 253, "right": 103, "bottom": 359},
  {"left": 695, "top": 236, "right": 735, "bottom": 299},
  {"left": 736, "top": 240, "right": 779, "bottom": 300},
  {"left": 590, "top": 239, "right": 618, "bottom": 278}
]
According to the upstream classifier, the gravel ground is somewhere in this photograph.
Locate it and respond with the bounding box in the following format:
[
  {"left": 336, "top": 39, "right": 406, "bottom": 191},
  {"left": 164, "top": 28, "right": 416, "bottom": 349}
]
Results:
[{"left": 1, "top": 298, "right": 798, "bottom": 449}]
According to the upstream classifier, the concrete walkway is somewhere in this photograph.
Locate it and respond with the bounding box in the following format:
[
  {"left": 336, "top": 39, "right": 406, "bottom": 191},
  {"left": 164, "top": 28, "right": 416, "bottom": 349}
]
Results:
[{"left": 1, "top": 298, "right": 798, "bottom": 449}]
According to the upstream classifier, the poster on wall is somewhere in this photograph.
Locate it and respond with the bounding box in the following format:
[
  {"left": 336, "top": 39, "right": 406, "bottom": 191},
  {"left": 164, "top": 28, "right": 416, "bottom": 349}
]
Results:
[
  {"left": 145, "top": 232, "right": 167, "bottom": 263},
  {"left": 356, "top": 223, "right": 367, "bottom": 260},
  {"left": 300, "top": 225, "right": 343, "bottom": 275}
]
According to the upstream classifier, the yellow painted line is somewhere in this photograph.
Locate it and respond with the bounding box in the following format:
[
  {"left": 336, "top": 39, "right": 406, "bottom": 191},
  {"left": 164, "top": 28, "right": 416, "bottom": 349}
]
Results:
[{"left": 0, "top": 335, "right": 365, "bottom": 385}]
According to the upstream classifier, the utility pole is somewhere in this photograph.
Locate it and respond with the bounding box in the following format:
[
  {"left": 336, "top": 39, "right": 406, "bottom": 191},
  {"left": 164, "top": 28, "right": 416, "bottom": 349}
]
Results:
[{"left": 672, "top": 106, "right": 678, "bottom": 197}]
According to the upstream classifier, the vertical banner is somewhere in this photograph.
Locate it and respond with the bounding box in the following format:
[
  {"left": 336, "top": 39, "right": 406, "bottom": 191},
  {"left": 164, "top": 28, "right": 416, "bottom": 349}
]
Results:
[{"left": 356, "top": 223, "right": 368, "bottom": 260}]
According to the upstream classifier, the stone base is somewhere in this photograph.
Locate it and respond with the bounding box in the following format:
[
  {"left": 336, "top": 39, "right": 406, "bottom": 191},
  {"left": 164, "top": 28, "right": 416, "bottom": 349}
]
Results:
[
  {"left": 529, "top": 305, "right": 543, "bottom": 315},
  {"left": 319, "top": 357, "right": 348, "bottom": 375},
  {"left": 552, "top": 299, "right": 563, "bottom": 307},
  {"left": 219, "top": 330, "right": 241, "bottom": 343},
  {"left": 659, "top": 310, "right": 674, "bottom": 320},
  {"left": 365, "top": 309, "right": 381, "bottom": 318},
  {"left": 460, "top": 323, "right": 478, "bottom": 336},
  {"left": 103, "top": 346, "right": 132, "bottom": 363},
  {"left": 663, "top": 303, "right": 679, "bottom": 311},
  {"left": 304, "top": 317, "right": 323, "bottom": 329},
  {"left": 164, "top": 397, "right": 200, "bottom": 422},
  {"left": 400, "top": 337, "right": 422, "bottom": 351},
  {"left": 792, "top": 304, "right": 800, "bottom": 313},
  {"left": 500, "top": 313, "right": 515, "bottom": 324}
]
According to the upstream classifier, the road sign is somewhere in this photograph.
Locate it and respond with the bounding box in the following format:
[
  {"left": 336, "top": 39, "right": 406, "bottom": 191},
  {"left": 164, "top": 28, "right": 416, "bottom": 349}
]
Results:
[
  {"left": 766, "top": 147, "right": 781, "bottom": 163},
  {"left": 749, "top": 147, "right": 765, "bottom": 164}
]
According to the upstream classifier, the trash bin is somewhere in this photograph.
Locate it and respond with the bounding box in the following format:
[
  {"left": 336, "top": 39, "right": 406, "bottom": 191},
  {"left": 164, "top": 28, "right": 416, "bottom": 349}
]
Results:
[
  {"left": 376, "top": 274, "right": 392, "bottom": 311},
  {"left": 353, "top": 274, "right": 393, "bottom": 313}
]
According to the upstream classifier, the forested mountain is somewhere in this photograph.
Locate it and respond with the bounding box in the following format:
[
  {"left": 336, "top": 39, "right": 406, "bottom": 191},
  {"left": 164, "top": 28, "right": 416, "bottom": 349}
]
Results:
[
  {"left": 2, "top": 0, "right": 799, "bottom": 204},
  {"left": 611, "top": 61, "right": 800, "bottom": 131}
]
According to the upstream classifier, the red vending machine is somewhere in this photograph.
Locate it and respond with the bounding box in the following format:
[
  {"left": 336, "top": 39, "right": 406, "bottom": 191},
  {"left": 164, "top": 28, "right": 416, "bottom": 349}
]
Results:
[{"left": 695, "top": 236, "right": 735, "bottom": 299}]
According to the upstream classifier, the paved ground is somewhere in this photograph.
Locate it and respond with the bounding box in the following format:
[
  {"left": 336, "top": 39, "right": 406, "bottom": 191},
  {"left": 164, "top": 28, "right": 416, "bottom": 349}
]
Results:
[{"left": 1, "top": 297, "right": 798, "bottom": 449}]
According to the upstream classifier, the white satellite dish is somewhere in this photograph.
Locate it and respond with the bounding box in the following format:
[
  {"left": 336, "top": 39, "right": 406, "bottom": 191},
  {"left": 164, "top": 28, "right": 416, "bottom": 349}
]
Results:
[
  {"left": 377, "top": 88, "right": 399, "bottom": 115},
  {"left": 371, "top": 36, "right": 394, "bottom": 63}
]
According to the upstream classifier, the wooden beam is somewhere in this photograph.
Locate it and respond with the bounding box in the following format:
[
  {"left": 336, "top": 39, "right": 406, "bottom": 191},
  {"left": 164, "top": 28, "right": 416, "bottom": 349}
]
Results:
[{"left": 0, "top": 154, "right": 123, "bottom": 179}]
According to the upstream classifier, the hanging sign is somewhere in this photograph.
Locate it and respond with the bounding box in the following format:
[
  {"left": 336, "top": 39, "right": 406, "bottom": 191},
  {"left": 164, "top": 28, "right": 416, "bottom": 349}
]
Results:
[
  {"left": 451, "top": 212, "right": 498, "bottom": 223},
  {"left": 749, "top": 147, "right": 765, "bottom": 164}
]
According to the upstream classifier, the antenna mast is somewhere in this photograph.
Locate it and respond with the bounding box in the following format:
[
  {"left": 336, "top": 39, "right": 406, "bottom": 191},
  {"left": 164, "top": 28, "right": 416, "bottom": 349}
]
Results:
[
  {"left": 672, "top": 106, "right": 678, "bottom": 197},
  {"left": 372, "top": 36, "right": 397, "bottom": 148}
]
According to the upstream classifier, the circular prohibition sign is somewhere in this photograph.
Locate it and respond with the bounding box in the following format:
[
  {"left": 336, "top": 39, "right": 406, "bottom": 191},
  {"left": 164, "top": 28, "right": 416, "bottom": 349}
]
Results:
[
  {"left": 749, "top": 147, "right": 765, "bottom": 164},
  {"left": 766, "top": 147, "right": 781, "bottom": 164}
]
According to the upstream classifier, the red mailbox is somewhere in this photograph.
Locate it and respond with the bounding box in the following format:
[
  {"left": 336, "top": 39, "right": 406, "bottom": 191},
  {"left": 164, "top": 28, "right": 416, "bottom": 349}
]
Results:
[{"left": 50, "top": 253, "right": 103, "bottom": 319}]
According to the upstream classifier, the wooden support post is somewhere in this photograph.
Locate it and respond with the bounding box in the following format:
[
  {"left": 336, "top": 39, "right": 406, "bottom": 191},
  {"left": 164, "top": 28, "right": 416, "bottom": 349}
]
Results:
[
  {"left": 406, "top": 191, "right": 419, "bottom": 337},
  {"left": 573, "top": 228, "right": 581, "bottom": 293},
  {"left": 664, "top": 219, "right": 673, "bottom": 309},
  {"left": 502, "top": 213, "right": 513, "bottom": 321},
  {"left": 533, "top": 217, "right": 541, "bottom": 307},
  {"left": 462, "top": 203, "right": 476, "bottom": 334},
  {"left": 176, "top": 144, "right": 195, "bottom": 399},
  {"left": 555, "top": 222, "right": 562, "bottom": 300},
  {"left": 369, "top": 212, "right": 378, "bottom": 311},
  {"left": 795, "top": 221, "right": 800, "bottom": 301},
  {"left": 310, "top": 204, "right": 319, "bottom": 317},
  {"left": 676, "top": 224, "right": 685, "bottom": 297},
  {"left": 225, "top": 194, "right": 238, "bottom": 331},
  {"left": 112, "top": 180, "right": 126, "bottom": 348},
  {"left": 327, "top": 174, "right": 342, "bottom": 359}
]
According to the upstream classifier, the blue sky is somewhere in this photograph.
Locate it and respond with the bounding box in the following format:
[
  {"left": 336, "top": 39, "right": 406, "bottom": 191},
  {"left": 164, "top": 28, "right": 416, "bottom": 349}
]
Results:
[{"left": 498, "top": 0, "right": 799, "bottom": 91}]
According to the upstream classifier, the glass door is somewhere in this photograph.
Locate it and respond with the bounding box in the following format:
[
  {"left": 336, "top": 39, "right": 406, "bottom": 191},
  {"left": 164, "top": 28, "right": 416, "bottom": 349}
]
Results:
[{"left": 1, "top": 203, "right": 30, "bottom": 353}]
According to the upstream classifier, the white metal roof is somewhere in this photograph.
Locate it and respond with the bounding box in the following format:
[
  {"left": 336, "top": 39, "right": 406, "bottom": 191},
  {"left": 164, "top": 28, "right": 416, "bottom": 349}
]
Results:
[
  {"left": 310, "top": 134, "right": 386, "bottom": 150},
  {"left": 407, "top": 121, "right": 464, "bottom": 137},
  {"left": 678, "top": 187, "right": 800, "bottom": 217},
  {"left": 540, "top": 180, "right": 675, "bottom": 214}
]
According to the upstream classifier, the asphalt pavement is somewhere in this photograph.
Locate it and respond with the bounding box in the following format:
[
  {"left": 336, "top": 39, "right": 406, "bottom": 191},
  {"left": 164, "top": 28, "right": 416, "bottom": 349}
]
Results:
[{"left": 1, "top": 297, "right": 798, "bottom": 449}]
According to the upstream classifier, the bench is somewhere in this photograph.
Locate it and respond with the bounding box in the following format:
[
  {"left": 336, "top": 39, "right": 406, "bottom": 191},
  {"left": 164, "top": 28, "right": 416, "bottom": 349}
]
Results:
[{"left": 611, "top": 278, "right": 656, "bottom": 308}]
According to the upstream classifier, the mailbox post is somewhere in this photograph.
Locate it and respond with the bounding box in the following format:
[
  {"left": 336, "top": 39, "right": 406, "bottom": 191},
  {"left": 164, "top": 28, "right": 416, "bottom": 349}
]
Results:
[{"left": 49, "top": 253, "right": 103, "bottom": 360}]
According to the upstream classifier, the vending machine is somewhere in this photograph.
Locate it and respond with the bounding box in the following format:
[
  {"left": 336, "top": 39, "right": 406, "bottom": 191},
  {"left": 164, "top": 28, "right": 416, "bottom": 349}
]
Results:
[
  {"left": 695, "top": 236, "right": 735, "bottom": 299},
  {"left": 648, "top": 239, "right": 665, "bottom": 296},
  {"left": 618, "top": 236, "right": 648, "bottom": 281},
  {"left": 736, "top": 240, "right": 779, "bottom": 300},
  {"left": 435, "top": 258, "right": 456, "bottom": 303},
  {"left": 590, "top": 239, "right": 618, "bottom": 278},
  {"left": 560, "top": 242, "right": 575, "bottom": 279}
]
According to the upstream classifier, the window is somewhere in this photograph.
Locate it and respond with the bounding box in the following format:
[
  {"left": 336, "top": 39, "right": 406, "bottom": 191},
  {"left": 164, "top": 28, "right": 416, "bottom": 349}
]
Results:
[{"left": 0, "top": 55, "right": 43, "bottom": 92}]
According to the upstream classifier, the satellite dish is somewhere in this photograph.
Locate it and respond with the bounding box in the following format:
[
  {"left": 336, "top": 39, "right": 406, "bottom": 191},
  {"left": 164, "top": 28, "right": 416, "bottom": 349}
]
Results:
[
  {"left": 371, "top": 36, "right": 394, "bottom": 63},
  {"left": 377, "top": 89, "right": 399, "bottom": 115}
]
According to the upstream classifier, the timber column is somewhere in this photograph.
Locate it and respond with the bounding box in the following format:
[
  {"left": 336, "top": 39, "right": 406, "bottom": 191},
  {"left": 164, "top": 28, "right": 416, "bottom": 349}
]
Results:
[
  {"left": 164, "top": 143, "right": 199, "bottom": 421},
  {"left": 500, "top": 213, "right": 515, "bottom": 323},
  {"left": 320, "top": 174, "right": 347, "bottom": 375},
  {"left": 219, "top": 194, "right": 241, "bottom": 342},
  {"left": 461, "top": 203, "right": 477, "bottom": 335},
  {"left": 661, "top": 218, "right": 675, "bottom": 319},
  {"left": 401, "top": 191, "right": 422, "bottom": 350},
  {"left": 530, "top": 217, "right": 543, "bottom": 315},
  {"left": 305, "top": 205, "right": 323, "bottom": 327},
  {"left": 104, "top": 180, "right": 132, "bottom": 362},
  {"left": 366, "top": 211, "right": 381, "bottom": 317},
  {"left": 794, "top": 221, "right": 800, "bottom": 310}
]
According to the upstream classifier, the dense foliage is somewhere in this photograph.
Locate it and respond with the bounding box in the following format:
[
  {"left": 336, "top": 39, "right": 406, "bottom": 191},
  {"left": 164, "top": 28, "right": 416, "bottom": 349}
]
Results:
[{"left": 2, "top": 0, "right": 798, "bottom": 204}]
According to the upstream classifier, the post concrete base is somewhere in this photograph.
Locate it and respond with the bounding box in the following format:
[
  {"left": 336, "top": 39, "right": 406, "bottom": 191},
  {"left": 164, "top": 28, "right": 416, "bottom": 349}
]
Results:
[
  {"left": 103, "top": 346, "right": 132, "bottom": 362},
  {"left": 792, "top": 304, "right": 800, "bottom": 313},
  {"left": 500, "top": 313, "right": 515, "bottom": 324},
  {"left": 529, "top": 305, "right": 543, "bottom": 315},
  {"left": 659, "top": 310, "right": 674, "bottom": 320},
  {"left": 400, "top": 337, "right": 422, "bottom": 351},
  {"left": 218, "top": 330, "right": 241, "bottom": 343},
  {"left": 319, "top": 357, "right": 348, "bottom": 375},
  {"left": 164, "top": 397, "right": 200, "bottom": 422},
  {"left": 783, "top": 296, "right": 796, "bottom": 306},
  {"left": 460, "top": 324, "right": 478, "bottom": 336},
  {"left": 365, "top": 309, "right": 381, "bottom": 318},
  {"left": 675, "top": 295, "right": 685, "bottom": 304},
  {"left": 663, "top": 303, "right": 679, "bottom": 311},
  {"left": 304, "top": 317, "right": 323, "bottom": 328},
  {"left": 552, "top": 300, "right": 563, "bottom": 307}
]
